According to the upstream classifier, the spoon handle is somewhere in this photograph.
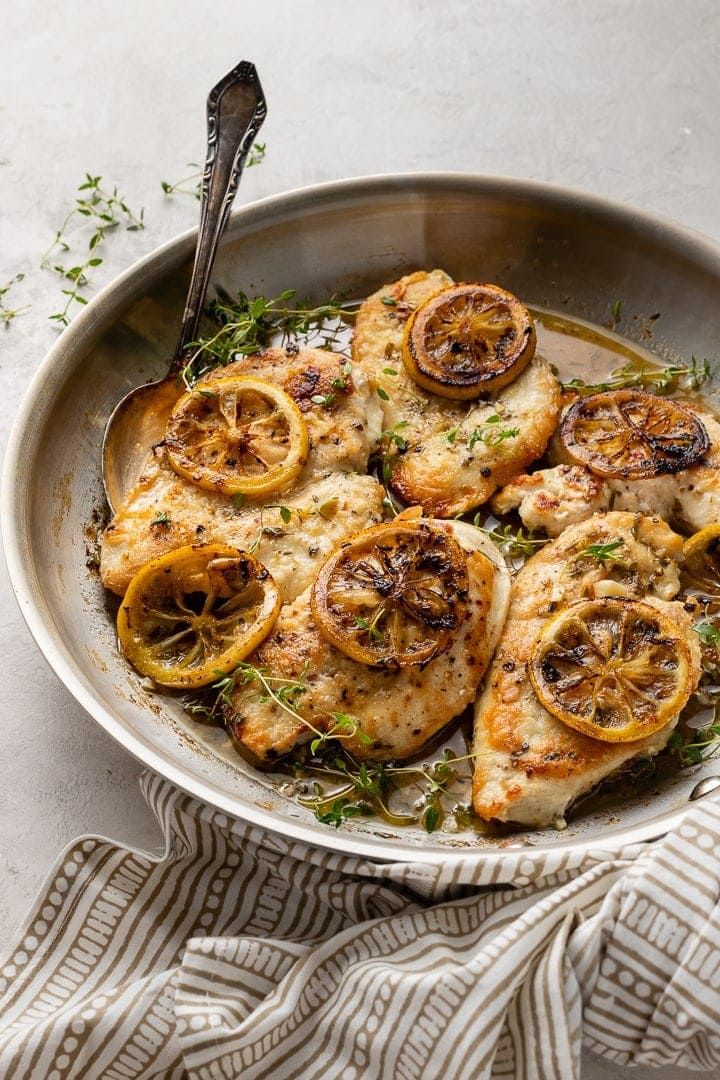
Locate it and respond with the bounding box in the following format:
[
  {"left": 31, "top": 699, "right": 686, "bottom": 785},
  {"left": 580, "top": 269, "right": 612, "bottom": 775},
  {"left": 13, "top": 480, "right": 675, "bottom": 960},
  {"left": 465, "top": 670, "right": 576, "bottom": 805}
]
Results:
[{"left": 171, "top": 60, "right": 267, "bottom": 370}]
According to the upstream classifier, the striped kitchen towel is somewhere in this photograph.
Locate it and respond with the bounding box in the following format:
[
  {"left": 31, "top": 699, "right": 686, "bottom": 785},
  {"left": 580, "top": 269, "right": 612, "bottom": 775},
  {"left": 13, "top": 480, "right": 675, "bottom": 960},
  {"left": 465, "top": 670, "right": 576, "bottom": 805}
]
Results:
[{"left": 0, "top": 771, "right": 719, "bottom": 1079}]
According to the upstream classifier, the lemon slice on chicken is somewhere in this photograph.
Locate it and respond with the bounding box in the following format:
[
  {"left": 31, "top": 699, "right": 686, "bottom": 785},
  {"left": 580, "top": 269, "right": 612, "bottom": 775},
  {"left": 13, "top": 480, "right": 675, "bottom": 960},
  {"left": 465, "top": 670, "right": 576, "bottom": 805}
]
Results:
[
  {"left": 165, "top": 376, "right": 310, "bottom": 496},
  {"left": 560, "top": 389, "right": 709, "bottom": 479},
  {"left": 528, "top": 596, "right": 694, "bottom": 742},
  {"left": 117, "top": 544, "right": 280, "bottom": 688},
  {"left": 401, "top": 282, "right": 536, "bottom": 400},
  {"left": 311, "top": 520, "right": 469, "bottom": 667}
]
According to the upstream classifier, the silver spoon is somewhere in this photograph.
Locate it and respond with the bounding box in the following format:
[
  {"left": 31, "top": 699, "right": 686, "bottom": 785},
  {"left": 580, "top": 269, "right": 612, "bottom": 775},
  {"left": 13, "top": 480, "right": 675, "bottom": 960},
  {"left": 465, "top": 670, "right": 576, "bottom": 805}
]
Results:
[{"left": 102, "top": 60, "right": 267, "bottom": 514}]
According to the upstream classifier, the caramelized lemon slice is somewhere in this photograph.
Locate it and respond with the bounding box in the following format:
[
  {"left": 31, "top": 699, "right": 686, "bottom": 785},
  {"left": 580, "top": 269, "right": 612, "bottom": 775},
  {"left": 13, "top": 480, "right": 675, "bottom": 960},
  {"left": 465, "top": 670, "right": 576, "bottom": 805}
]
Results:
[
  {"left": 528, "top": 597, "right": 693, "bottom": 742},
  {"left": 311, "top": 521, "right": 469, "bottom": 667},
  {"left": 165, "top": 376, "right": 309, "bottom": 496},
  {"left": 683, "top": 523, "right": 720, "bottom": 600},
  {"left": 117, "top": 544, "right": 280, "bottom": 688},
  {"left": 401, "top": 282, "right": 536, "bottom": 400},
  {"left": 560, "top": 389, "right": 709, "bottom": 479}
]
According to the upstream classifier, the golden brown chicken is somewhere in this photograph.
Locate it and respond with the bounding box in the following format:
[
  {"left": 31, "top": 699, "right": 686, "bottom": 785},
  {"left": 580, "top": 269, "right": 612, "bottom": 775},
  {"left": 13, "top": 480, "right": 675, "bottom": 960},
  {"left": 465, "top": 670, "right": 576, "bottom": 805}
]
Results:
[
  {"left": 494, "top": 403, "right": 720, "bottom": 538},
  {"left": 351, "top": 269, "right": 562, "bottom": 516},
  {"left": 228, "top": 520, "right": 511, "bottom": 762},
  {"left": 100, "top": 347, "right": 385, "bottom": 600},
  {"left": 472, "top": 512, "right": 702, "bottom": 827}
]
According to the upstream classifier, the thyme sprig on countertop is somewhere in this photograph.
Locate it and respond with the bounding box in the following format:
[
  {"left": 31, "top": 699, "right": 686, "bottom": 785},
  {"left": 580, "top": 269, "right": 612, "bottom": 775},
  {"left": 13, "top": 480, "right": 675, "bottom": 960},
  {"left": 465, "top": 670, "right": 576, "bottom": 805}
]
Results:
[
  {"left": 0, "top": 274, "right": 29, "bottom": 325},
  {"left": 41, "top": 174, "right": 144, "bottom": 326},
  {"left": 558, "top": 356, "right": 714, "bottom": 395},
  {"left": 180, "top": 288, "right": 359, "bottom": 387}
]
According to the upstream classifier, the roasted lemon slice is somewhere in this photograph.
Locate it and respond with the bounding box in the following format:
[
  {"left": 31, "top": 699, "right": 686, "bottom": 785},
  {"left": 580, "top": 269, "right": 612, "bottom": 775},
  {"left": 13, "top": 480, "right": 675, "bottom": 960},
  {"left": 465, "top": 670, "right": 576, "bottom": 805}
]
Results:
[
  {"left": 311, "top": 521, "right": 469, "bottom": 667},
  {"left": 560, "top": 389, "right": 709, "bottom": 479},
  {"left": 117, "top": 544, "right": 280, "bottom": 688},
  {"left": 401, "top": 282, "right": 536, "bottom": 400},
  {"left": 165, "top": 376, "right": 309, "bottom": 496},
  {"left": 528, "top": 597, "right": 693, "bottom": 742},
  {"left": 683, "top": 523, "right": 720, "bottom": 600}
]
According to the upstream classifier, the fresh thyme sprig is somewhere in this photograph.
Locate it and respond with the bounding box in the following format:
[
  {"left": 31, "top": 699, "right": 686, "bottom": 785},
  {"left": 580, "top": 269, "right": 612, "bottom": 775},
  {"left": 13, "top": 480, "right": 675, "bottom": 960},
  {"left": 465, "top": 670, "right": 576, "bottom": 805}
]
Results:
[
  {"left": 298, "top": 747, "right": 475, "bottom": 832},
  {"left": 0, "top": 274, "right": 29, "bottom": 325},
  {"left": 185, "top": 664, "right": 298, "bottom": 725},
  {"left": 445, "top": 416, "right": 520, "bottom": 449},
  {"left": 189, "top": 661, "right": 481, "bottom": 833},
  {"left": 41, "top": 174, "right": 144, "bottom": 326},
  {"left": 669, "top": 721, "right": 720, "bottom": 766},
  {"left": 468, "top": 416, "right": 520, "bottom": 449},
  {"left": 472, "top": 519, "right": 550, "bottom": 558},
  {"left": 693, "top": 616, "right": 720, "bottom": 675},
  {"left": 214, "top": 661, "right": 371, "bottom": 754},
  {"left": 300, "top": 758, "right": 413, "bottom": 827},
  {"left": 218, "top": 661, "right": 311, "bottom": 724},
  {"left": 576, "top": 539, "right": 625, "bottom": 564},
  {"left": 695, "top": 619, "right": 720, "bottom": 651},
  {"left": 150, "top": 511, "right": 172, "bottom": 528},
  {"left": 180, "top": 289, "right": 358, "bottom": 386},
  {"left": 308, "top": 715, "right": 374, "bottom": 755},
  {"left": 161, "top": 144, "right": 266, "bottom": 199},
  {"left": 372, "top": 423, "right": 409, "bottom": 487},
  {"left": 559, "top": 357, "right": 714, "bottom": 396}
]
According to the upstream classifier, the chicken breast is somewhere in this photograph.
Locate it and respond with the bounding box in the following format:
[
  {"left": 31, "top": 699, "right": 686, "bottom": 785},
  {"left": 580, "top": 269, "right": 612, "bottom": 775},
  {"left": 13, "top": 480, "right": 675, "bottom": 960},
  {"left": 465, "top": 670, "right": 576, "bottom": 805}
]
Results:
[
  {"left": 228, "top": 521, "right": 511, "bottom": 763},
  {"left": 496, "top": 404, "right": 720, "bottom": 538},
  {"left": 606, "top": 403, "right": 720, "bottom": 532},
  {"left": 100, "top": 347, "right": 385, "bottom": 599},
  {"left": 351, "top": 269, "right": 562, "bottom": 516},
  {"left": 472, "top": 512, "right": 702, "bottom": 827},
  {"left": 491, "top": 465, "right": 611, "bottom": 537},
  {"left": 101, "top": 469, "right": 385, "bottom": 601}
]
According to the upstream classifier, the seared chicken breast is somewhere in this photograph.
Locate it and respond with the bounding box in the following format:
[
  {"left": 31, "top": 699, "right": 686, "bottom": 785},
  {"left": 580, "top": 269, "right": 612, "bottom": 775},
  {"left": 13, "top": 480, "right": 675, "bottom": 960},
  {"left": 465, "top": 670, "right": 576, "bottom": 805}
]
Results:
[
  {"left": 228, "top": 521, "right": 511, "bottom": 762},
  {"left": 351, "top": 270, "right": 562, "bottom": 516},
  {"left": 472, "top": 512, "right": 702, "bottom": 827},
  {"left": 101, "top": 468, "right": 385, "bottom": 601},
  {"left": 100, "top": 347, "right": 384, "bottom": 599},
  {"left": 494, "top": 405, "right": 720, "bottom": 538},
  {"left": 491, "top": 465, "right": 612, "bottom": 537}
]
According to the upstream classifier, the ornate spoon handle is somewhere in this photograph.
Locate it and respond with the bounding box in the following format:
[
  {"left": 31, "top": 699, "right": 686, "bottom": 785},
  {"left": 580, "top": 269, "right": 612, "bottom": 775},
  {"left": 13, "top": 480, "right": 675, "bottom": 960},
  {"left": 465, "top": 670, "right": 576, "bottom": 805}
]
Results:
[{"left": 171, "top": 60, "right": 267, "bottom": 371}]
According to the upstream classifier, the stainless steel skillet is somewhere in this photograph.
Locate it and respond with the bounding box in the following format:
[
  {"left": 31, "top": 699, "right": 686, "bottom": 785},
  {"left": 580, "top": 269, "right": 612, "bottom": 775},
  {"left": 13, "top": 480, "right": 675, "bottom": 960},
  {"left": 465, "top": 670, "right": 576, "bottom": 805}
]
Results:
[{"left": 3, "top": 173, "right": 720, "bottom": 869}]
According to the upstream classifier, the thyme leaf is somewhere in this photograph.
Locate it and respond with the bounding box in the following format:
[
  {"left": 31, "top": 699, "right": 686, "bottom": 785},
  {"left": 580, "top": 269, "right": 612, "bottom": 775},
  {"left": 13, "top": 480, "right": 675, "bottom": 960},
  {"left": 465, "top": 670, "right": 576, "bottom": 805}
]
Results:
[
  {"left": 472, "top": 519, "right": 550, "bottom": 558},
  {"left": 298, "top": 746, "right": 480, "bottom": 832},
  {"left": 576, "top": 539, "right": 625, "bottom": 564},
  {"left": 371, "top": 422, "right": 409, "bottom": 491},
  {"left": 694, "top": 620, "right": 720, "bottom": 649},
  {"left": 669, "top": 722, "right": 720, "bottom": 766},
  {"left": 467, "top": 416, "right": 520, "bottom": 450},
  {"left": 150, "top": 511, "right": 172, "bottom": 527}
]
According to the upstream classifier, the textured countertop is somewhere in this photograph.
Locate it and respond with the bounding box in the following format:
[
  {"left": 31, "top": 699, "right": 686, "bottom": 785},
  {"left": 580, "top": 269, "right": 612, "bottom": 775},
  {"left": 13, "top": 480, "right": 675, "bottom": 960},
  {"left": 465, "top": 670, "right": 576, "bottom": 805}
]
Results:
[{"left": 2, "top": 2, "right": 718, "bottom": 1076}]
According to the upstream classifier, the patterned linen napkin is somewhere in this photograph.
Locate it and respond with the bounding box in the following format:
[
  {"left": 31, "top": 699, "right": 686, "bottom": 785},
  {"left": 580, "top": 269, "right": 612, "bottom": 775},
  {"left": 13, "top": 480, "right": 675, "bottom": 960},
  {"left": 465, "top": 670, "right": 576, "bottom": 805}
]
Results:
[{"left": 1, "top": 771, "right": 719, "bottom": 1079}]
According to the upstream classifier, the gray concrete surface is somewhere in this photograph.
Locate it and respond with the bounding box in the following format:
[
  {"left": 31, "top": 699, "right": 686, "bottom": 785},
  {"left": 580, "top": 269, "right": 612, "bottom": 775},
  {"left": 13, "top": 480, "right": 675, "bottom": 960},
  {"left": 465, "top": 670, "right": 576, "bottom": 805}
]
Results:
[{"left": 1, "top": 1, "right": 719, "bottom": 1076}]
